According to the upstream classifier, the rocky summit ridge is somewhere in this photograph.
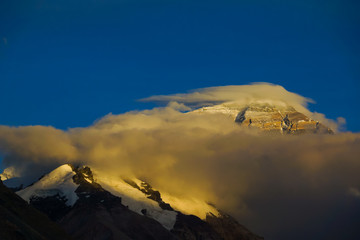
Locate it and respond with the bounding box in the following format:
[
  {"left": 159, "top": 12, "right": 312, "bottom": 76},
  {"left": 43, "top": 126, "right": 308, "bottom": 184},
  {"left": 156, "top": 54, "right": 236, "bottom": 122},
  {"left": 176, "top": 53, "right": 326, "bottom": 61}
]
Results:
[{"left": 193, "top": 102, "right": 333, "bottom": 134}]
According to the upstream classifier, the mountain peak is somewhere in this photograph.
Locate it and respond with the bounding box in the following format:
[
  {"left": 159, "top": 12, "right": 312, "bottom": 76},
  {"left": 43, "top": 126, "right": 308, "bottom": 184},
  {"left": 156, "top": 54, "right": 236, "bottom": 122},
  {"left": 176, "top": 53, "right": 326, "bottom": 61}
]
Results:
[
  {"left": 16, "top": 164, "right": 79, "bottom": 207},
  {"left": 12, "top": 164, "right": 263, "bottom": 240},
  {"left": 193, "top": 102, "right": 333, "bottom": 134}
]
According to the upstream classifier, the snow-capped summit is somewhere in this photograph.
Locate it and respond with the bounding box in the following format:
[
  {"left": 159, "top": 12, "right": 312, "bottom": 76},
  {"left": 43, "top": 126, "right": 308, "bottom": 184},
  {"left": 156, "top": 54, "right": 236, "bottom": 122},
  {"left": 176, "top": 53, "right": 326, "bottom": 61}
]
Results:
[
  {"left": 14, "top": 164, "right": 263, "bottom": 240},
  {"left": 17, "top": 164, "right": 79, "bottom": 206},
  {"left": 193, "top": 102, "right": 333, "bottom": 134}
]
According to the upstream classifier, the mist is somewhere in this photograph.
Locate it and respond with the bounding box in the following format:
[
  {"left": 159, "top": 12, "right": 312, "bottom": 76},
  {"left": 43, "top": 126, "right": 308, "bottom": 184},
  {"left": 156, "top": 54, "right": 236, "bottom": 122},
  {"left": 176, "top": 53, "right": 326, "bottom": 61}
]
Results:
[{"left": 1, "top": 83, "right": 359, "bottom": 239}]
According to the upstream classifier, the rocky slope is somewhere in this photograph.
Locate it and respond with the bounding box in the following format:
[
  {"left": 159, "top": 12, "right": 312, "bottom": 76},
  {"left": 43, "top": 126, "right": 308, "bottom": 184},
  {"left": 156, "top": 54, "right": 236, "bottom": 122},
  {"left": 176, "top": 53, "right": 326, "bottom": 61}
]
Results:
[
  {"left": 193, "top": 103, "right": 333, "bottom": 134},
  {"left": 13, "top": 164, "right": 263, "bottom": 240},
  {"left": 0, "top": 177, "right": 72, "bottom": 240}
]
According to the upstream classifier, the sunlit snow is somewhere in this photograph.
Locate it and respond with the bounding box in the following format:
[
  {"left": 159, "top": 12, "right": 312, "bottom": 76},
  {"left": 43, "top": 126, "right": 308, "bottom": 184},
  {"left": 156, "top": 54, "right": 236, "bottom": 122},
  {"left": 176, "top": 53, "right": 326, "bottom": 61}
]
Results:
[
  {"left": 17, "top": 164, "right": 79, "bottom": 206},
  {"left": 93, "top": 171, "right": 177, "bottom": 230}
]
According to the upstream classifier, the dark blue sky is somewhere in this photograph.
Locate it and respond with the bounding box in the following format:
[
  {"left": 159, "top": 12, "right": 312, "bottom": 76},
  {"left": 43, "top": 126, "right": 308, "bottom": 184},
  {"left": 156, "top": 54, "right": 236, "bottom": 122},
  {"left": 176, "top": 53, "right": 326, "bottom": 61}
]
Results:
[{"left": 0, "top": 0, "right": 359, "bottom": 131}]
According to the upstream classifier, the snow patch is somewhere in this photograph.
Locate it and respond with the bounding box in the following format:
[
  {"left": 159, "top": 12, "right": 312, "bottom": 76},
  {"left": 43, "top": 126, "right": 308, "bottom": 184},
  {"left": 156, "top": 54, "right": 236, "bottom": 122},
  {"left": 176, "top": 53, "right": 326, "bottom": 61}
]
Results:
[{"left": 84, "top": 177, "right": 92, "bottom": 183}]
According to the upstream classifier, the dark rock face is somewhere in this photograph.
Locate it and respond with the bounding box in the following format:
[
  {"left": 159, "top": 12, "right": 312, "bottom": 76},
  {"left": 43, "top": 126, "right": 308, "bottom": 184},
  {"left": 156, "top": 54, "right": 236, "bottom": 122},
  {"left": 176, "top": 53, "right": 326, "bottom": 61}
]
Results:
[
  {"left": 0, "top": 179, "right": 72, "bottom": 240},
  {"left": 124, "top": 179, "right": 173, "bottom": 211},
  {"left": 171, "top": 213, "right": 223, "bottom": 240},
  {"left": 171, "top": 212, "right": 264, "bottom": 240},
  {"left": 29, "top": 194, "right": 72, "bottom": 221},
  {"left": 59, "top": 185, "right": 174, "bottom": 240},
  {"left": 72, "top": 166, "right": 106, "bottom": 195},
  {"left": 235, "top": 108, "right": 248, "bottom": 124},
  {"left": 206, "top": 212, "right": 264, "bottom": 240},
  {"left": 60, "top": 196, "right": 176, "bottom": 240},
  {"left": 72, "top": 166, "right": 97, "bottom": 186}
]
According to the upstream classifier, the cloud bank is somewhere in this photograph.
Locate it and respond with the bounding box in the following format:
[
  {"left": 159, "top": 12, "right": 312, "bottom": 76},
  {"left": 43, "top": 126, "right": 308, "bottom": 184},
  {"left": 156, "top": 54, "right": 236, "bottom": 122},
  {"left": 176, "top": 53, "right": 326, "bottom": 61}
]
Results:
[{"left": 0, "top": 83, "right": 359, "bottom": 240}]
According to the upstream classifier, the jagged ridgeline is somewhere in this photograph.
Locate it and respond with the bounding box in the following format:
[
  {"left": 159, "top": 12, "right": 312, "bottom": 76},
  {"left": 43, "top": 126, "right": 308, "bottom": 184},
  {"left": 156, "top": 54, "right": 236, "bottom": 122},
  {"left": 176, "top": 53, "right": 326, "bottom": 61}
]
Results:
[
  {"left": 11, "top": 164, "right": 264, "bottom": 240},
  {"left": 194, "top": 102, "right": 333, "bottom": 134}
]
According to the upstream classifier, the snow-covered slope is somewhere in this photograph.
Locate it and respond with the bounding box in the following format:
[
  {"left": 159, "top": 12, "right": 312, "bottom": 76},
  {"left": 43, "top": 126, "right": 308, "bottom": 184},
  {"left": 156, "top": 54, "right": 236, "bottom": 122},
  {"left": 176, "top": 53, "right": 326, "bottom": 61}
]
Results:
[
  {"left": 15, "top": 163, "right": 220, "bottom": 230},
  {"left": 93, "top": 174, "right": 177, "bottom": 230},
  {"left": 131, "top": 178, "right": 219, "bottom": 219},
  {"left": 93, "top": 171, "right": 220, "bottom": 230},
  {"left": 160, "top": 193, "right": 219, "bottom": 219},
  {"left": 13, "top": 164, "right": 263, "bottom": 240},
  {"left": 17, "top": 164, "right": 79, "bottom": 206}
]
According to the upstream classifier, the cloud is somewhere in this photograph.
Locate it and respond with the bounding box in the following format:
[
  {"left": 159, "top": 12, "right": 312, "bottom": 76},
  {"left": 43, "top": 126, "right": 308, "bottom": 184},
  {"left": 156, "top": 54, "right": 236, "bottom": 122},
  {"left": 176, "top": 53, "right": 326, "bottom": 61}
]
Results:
[
  {"left": 0, "top": 84, "right": 359, "bottom": 239},
  {"left": 141, "top": 83, "right": 312, "bottom": 107},
  {"left": 141, "top": 83, "right": 342, "bottom": 131},
  {"left": 0, "top": 125, "right": 77, "bottom": 178}
]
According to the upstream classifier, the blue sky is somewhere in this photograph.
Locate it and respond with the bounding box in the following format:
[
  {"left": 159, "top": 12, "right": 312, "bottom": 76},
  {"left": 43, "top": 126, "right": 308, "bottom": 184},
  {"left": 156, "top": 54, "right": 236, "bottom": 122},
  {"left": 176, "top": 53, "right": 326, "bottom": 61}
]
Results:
[{"left": 0, "top": 0, "right": 359, "bottom": 131}]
